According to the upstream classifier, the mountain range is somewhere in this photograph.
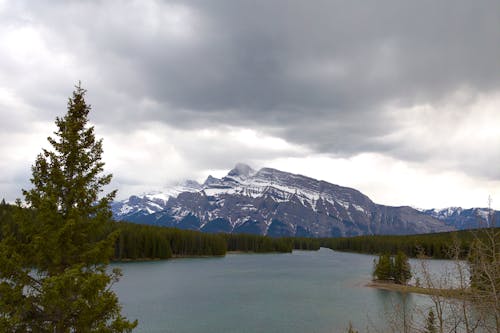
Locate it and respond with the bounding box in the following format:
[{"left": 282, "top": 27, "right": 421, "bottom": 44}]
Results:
[{"left": 111, "top": 163, "right": 498, "bottom": 237}]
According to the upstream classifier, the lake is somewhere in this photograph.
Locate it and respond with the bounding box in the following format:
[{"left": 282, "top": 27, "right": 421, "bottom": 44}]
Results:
[{"left": 112, "top": 249, "right": 442, "bottom": 333}]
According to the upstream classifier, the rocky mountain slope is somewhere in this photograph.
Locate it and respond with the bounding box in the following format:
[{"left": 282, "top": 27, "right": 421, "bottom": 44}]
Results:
[
  {"left": 111, "top": 163, "right": 462, "bottom": 237},
  {"left": 420, "top": 207, "right": 499, "bottom": 230}
]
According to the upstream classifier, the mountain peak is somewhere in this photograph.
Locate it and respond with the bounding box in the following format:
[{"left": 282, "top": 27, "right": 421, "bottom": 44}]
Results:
[
  {"left": 203, "top": 175, "right": 221, "bottom": 186},
  {"left": 227, "top": 163, "right": 255, "bottom": 179},
  {"left": 112, "top": 162, "right": 464, "bottom": 237},
  {"left": 181, "top": 179, "right": 202, "bottom": 189}
]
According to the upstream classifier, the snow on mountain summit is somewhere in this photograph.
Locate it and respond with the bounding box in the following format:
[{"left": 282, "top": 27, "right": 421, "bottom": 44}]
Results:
[
  {"left": 112, "top": 163, "right": 456, "bottom": 237},
  {"left": 111, "top": 179, "right": 201, "bottom": 218},
  {"left": 143, "top": 180, "right": 201, "bottom": 202}
]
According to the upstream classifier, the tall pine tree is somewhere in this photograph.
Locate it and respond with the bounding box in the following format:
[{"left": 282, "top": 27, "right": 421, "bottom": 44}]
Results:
[{"left": 0, "top": 84, "right": 137, "bottom": 332}]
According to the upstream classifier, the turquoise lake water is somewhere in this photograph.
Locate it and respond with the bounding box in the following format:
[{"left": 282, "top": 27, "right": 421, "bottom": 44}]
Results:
[{"left": 112, "top": 249, "right": 438, "bottom": 333}]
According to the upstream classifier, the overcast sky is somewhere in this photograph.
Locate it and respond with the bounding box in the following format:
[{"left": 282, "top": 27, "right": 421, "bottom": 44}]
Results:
[{"left": 1, "top": 0, "right": 500, "bottom": 209}]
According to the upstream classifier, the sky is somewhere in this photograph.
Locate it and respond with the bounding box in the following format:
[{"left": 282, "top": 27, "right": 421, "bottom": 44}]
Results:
[{"left": 1, "top": 0, "right": 500, "bottom": 209}]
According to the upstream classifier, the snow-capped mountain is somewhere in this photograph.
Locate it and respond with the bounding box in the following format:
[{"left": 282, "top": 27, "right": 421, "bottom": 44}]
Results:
[
  {"left": 112, "top": 163, "right": 456, "bottom": 237},
  {"left": 111, "top": 180, "right": 201, "bottom": 223},
  {"left": 421, "top": 207, "right": 499, "bottom": 230}
]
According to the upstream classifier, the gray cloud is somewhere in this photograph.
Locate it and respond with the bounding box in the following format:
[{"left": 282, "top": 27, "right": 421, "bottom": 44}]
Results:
[
  {"left": 36, "top": 4, "right": 500, "bottom": 122},
  {"left": 1, "top": 0, "right": 500, "bottom": 201}
]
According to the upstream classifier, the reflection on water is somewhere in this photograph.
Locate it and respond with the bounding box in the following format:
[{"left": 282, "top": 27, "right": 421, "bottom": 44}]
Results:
[{"left": 111, "top": 249, "right": 450, "bottom": 333}]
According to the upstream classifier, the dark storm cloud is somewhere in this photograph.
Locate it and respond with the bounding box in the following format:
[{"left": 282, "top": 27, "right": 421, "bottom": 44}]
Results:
[
  {"left": 135, "top": 0, "right": 500, "bottom": 112},
  {"left": 2, "top": 0, "right": 500, "bottom": 182}
]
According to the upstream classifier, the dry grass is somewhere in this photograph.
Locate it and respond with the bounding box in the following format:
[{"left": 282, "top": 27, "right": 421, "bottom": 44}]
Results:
[{"left": 366, "top": 280, "right": 470, "bottom": 299}]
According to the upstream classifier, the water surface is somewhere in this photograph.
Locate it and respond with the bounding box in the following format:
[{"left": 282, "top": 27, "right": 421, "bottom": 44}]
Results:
[{"left": 113, "top": 249, "right": 436, "bottom": 333}]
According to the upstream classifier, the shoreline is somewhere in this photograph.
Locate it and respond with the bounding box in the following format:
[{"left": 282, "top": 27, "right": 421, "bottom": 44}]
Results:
[
  {"left": 112, "top": 250, "right": 292, "bottom": 262},
  {"left": 366, "top": 280, "right": 469, "bottom": 298},
  {"left": 112, "top": 254, "right": 225, "bottom": 262}
]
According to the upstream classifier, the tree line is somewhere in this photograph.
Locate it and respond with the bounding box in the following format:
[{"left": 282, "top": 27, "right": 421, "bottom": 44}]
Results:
[
  {"left": 110, "top": 226, "right": 322, "bottom": 259},
  {"left": 107, "top": 222, "right": 301, "bottom": 259},
  {"left": 0, "top": 203, "right": 297, "bottom": 260},
  {"left": 113, "top": 222, "right": 226, "bottom": 260},
  {"left": 317, "top": 230, "right": 492, "bottom": 258},
  {"left": 1, "top": 200, "right": 493, "bottom": 261}
]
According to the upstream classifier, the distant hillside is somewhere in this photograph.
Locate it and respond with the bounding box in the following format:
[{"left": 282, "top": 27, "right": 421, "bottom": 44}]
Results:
[{"left": 421, "top": 207, "right": 500, "bottom": 230}]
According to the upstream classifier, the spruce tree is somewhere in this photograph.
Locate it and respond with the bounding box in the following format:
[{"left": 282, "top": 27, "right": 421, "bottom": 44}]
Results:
[
  {"left": 394, "top": 251, "right": 412, "bottom": 285},
  {"left": 0, "top": 84, "right": 137, "bottom": 332},
  {"left": 373, "top": 253, "right": 393, "bottom": 281}
]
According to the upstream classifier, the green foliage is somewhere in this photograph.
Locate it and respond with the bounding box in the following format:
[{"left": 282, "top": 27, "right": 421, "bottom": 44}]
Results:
[
  {"left": 0, "top": 85, "right": 136, "bottom": 332},
  {"left": 114, "top": 223, "right": 173, "bottom": 260},
  {"left": 318, "top": 229, "right": 489, "bottom": 259},
  {"left": 393, "top": 251, "right": 412, "bottom": 284},
  {"left": 224, "top": 233, "right": 293, "bottom": 253},
  {"left": 1, "top": 206, "right": 299, "bottom": 263},
  {"left": 373, "top": 252, "right": 411, "bottom": 284},
  {"left": 290, "top": 237, "right": 321, "bottom": 251},
  {"left": 373, "top": 253, "right": 393, "bottom": 281},
  {"left": 109, "top": 225, "right": 294, "bottom": 259},
  {"left": 111, "top": 224, "right": 294, "bottom": 260},
  {"left": 110, "top": 223, "right": 298, "bottom": 260},
  {"left": 113, "top": 223, "right": 228, "bottom": 259}
]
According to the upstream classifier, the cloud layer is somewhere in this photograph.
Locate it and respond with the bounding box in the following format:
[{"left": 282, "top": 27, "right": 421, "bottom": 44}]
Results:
[{"left": 1, "top": 0, "right": 499, "bottom": 208}]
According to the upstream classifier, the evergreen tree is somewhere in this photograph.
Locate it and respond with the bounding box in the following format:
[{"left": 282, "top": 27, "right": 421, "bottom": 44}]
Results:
[
  {"left": 373, "top": 252, "right": 411, "bottom": 284},
  {"left": 373, "top": 253, "right": 393, "bottom": 281},
  {"left": 393, "top": 251, "right": 412, "bottom": 285},
  {"left": 0, "top": 84, "right": 136, "bottom": 332}
]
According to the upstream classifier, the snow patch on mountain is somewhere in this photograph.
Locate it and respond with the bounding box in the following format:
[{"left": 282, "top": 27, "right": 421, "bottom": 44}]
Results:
[
  {"left": 111, "top": 180, "right": 201, "bottom": 218},
  {"left": 112, "top": 163, "right": 456, "bottom": 236}
]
